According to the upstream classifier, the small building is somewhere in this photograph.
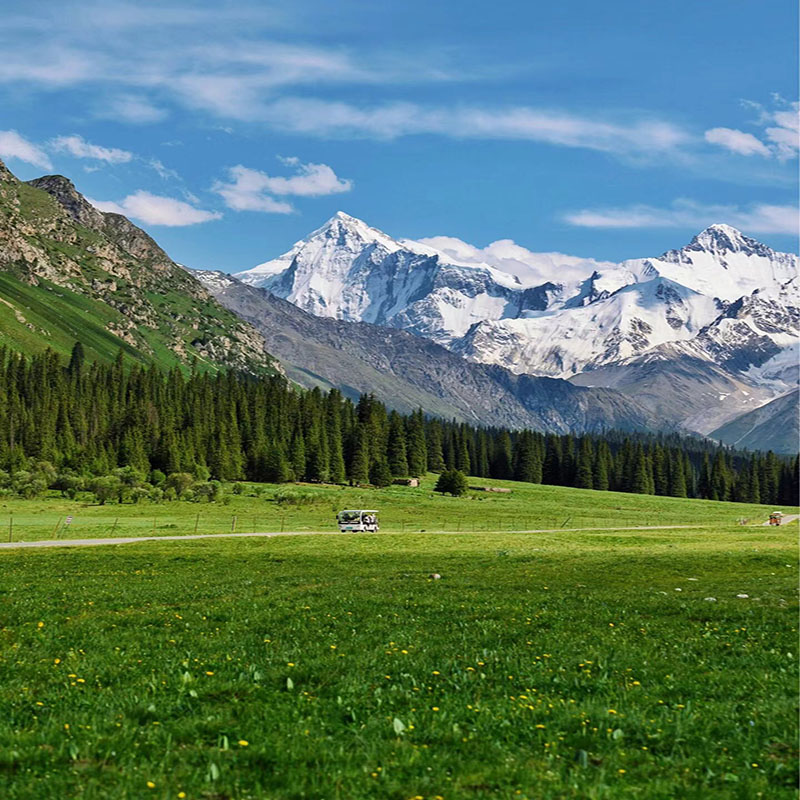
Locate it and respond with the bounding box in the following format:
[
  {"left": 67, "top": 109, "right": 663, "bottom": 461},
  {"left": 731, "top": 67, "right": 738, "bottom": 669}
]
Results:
[{"left": 392, "top": 478, "right": 420, "bottom": 487}]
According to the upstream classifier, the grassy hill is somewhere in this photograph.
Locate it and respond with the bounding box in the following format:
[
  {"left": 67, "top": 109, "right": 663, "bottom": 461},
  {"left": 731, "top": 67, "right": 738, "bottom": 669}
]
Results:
[
  {"left": 0, "top": 160, "right": 275, "bottom": 373},
  {"left": 0, "top": 491, "right": 796, "bottom": 798}
]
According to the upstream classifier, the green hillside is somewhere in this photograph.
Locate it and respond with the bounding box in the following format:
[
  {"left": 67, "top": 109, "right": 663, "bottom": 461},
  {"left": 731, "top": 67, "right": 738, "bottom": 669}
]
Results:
[{"left": 0, "top": 159, "right": 275, "bottom": 373}]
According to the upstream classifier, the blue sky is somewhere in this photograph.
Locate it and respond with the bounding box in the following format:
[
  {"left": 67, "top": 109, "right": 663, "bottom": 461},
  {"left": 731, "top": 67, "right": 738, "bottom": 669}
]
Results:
[{"left": 0, "top": 0, "right": 797, "bottom": 270}]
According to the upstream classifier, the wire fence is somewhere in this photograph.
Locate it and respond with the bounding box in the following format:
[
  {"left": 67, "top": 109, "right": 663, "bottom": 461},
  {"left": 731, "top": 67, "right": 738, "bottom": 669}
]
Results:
[{"left": 2, "top": 513, "right": 582, "bottom": 543}]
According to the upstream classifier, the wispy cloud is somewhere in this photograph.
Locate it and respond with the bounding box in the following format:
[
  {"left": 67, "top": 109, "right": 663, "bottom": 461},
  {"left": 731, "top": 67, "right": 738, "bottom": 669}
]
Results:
[
  {"left": 705, "top": 98, "right": 799, "bottom": 161},
  {"left": 0, "top": 4, "right": 692, "bottom": 161},
  {"left": 89, "top": 191, "right": 221, "bottom": 226},
  {"left": 704, "top": 128, "right": 771, "bottom": 157},
  {"left": 213, "top": 158, "right": 352, "bottom": 213},
  {"left": 98, "top": 95, "right": 168, "bottom": 124},
  {"left": 247, "top": 98, "right": 689, "bottom": 156},
  {"left": 564, "top": 199, "right": 798, "bottom": 236},
  {"left": 50, "top": 134, "right": 133, "bottom": 163},
  {"left": 0, "top": 130, "right": 52, "bottom": 169}
]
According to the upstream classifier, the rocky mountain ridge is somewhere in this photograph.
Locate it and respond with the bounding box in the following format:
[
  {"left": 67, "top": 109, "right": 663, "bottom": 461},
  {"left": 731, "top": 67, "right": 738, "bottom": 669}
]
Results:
[
  {"left": 0, "top": 159, "right": 275, "bottom": 372},
  {"left": 235, "top": 212, "right": 798, "bottom": 432},
  {"left": 196, "top": 268, "right": 661, "bottom": 434}
]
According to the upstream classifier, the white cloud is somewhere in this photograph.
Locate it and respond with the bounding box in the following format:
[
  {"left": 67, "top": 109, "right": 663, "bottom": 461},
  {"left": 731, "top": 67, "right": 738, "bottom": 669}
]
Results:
[
  {"left": 764, "top": 105, "right": 799, "bottom": 159},
  {"left": 251, "top": 98, "right": 688, "bottom": 156},
  {"left": 100, "top": 95, "right": 167, "bottom": 124},
  {"left": 51, "top": 134, "right": 133, "bottom": 164},
  {"left": 0, "top": 129, "right": 52, "bottom": 169},
  {"left": 147, "top": 158, "right": 179, "bottom": 180},
  {"left": 706, "top": 99, "right": 799, "bottom": 161},
  {"left": 0, "top": 9, "right": 693, "bottom": 161},
  {"left": 704, "top": 128, "right": 770, "bottom": 157},
  {"left": 564, "top": 199, "right": 798, "bottom": 236},
  {"left": 417, "top": 235, "right": 615, "bottom": 285},
  {"left": 88, "top": 191, "right": 221, "bottom": 226},
  {"left": 213, "top": 159, "right": 352, "bottom": 213}
]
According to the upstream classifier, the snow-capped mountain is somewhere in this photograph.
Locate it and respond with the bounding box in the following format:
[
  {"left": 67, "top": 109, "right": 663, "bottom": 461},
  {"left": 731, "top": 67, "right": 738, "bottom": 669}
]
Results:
[
  {"left": 237, "top": 213, "right": 797, "bottom": 375},
  {"left": 235, "top": 212, "right": 599, "bottom": 346},
  {"left": 452, "top": 276, "right": 723, "bottom": 376},
  {"left": 234, "top": 212, "right": 798, "bottom": 431}
]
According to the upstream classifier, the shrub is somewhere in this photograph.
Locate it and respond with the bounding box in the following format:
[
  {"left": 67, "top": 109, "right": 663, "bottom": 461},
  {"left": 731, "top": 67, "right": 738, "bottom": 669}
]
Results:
[
  {"left": 165, "top": 473, "right": 194, "bottom": 495},
  {"left": 435, "top": 469, "right": 468, "bottom": 497}
]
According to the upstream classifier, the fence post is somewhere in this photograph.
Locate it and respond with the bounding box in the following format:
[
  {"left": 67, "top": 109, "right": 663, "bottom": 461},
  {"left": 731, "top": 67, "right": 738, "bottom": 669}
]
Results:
[
  {"left": 280, "top": 516, "right": 285, "bottom": 533},
  {"left": 8, "top": 512, "right": 12, "bottom": 543},
  {"left": 52, "top": 517, "right": 62, "bottom": 538},
  {"left": 111, "top": 518, "right": 118, "bottom": 536},
  {"left": 231, "top": 516, "right": 237, "bottom": 533},
  {"left": 194, "top": 513, "right": 200, "bottom": 534}
]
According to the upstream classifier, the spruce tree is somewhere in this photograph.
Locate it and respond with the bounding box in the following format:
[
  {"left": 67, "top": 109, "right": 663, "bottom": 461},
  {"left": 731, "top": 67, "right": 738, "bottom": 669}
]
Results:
[
  {"left": 387, "top": 412, "right": 409, "bottom": 476},
  {"left": 406, "top": 410, "right": 428, "bottom": 477},
  {"left": 575, "top": 437, "right": 595, "bottom": 490}
]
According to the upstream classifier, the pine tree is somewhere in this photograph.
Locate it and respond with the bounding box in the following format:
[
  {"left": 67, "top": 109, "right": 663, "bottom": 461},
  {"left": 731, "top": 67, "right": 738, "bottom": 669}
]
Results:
[
  {"left": 593, "top": 441, "right": 610, "bottom": 491},
  {"left": 491, "top": 431, "right": 513, "bottom": 479},
  {"left": 632, "top": 446, "right": 650, "bottom": 494},
  {"left": 348, "top": 423, "right": 370, "bottom": 485},
  {"left": 514, "top": 431, "right": 538, "bottom": 483},
  {"left": 425, "top": 420, "right": 446, "bottom": 472},
  {"left": 406, "top": 410, "right": 428, "bottom": 477},
  {"left": 387, "top": 412, "right": 410, "bottom": 476},
  {"left": 668, "top": 451, "right": 687, "bottom": 498},
  {"left": 289, "top": 425, "right": 306, "bottom": 481},
  {"left": 435, "top": 468, "right": 468, "bottom": 496},
  {"left": 575, "top": 437, "right": 595, "bottom": 490},
  {"left": 370, "top": 457, "right": 393, "bottom": 488}
]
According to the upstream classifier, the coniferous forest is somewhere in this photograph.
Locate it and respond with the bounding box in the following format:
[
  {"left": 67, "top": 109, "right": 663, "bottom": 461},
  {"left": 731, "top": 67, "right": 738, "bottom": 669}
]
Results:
[{"left": 0, "top": 344, "right": 797, "bottom": 506}]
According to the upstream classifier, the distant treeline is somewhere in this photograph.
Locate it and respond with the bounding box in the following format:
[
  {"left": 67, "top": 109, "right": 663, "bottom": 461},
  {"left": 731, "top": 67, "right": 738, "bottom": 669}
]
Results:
[{"left": 0, "top": 345, "right": 797, "bottom": 506}]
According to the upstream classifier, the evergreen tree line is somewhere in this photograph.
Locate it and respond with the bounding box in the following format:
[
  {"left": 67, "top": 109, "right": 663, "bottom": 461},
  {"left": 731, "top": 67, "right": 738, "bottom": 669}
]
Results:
[{"left": 0, "top": 344, "right": 797, "bottom": 506}]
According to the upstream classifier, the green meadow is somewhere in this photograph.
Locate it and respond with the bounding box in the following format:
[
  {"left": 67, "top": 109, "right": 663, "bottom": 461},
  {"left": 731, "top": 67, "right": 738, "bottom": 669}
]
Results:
[
  {"left": 0, "top": 474, "right": 788, "bottom": 543},
  {"left": 0, "top": 481, "right": 797, "bottom": 799}
]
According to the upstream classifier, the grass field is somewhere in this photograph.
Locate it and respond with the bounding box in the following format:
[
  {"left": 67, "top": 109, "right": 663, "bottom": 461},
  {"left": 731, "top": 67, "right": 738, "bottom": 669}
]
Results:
[
  {"left": 0, "top": 483, "right": 797, "bottom": 799},
  {"left": 0, "top": 474, "right": 791, "bottom": 543}
]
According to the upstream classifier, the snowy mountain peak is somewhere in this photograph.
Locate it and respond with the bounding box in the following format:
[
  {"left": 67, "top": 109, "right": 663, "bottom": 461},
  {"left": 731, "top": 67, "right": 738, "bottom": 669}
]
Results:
[{"left": 687, "top": 224, "right": 765, "bottom": 256}]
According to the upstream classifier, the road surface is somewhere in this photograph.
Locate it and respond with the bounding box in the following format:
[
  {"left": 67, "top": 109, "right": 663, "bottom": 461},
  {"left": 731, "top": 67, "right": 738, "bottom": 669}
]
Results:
[{"left": 0, "top": 523, "right": 744, "bottom": 550}]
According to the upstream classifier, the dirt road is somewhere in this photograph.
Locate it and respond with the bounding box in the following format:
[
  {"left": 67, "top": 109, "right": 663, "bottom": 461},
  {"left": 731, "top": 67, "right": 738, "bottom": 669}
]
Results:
[{"left": 0, "top": 523, "right": 731, "bottom": 550}]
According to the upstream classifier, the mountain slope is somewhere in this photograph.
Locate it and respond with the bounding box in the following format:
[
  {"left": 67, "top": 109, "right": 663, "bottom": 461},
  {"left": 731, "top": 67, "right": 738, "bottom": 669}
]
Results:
[
  {"left": 237, "top": 212, "right": 560, "bottom": 346},
  {"left": 238, "top": 212, "right": 798, "bottom": 432},
  {"left": 197, "top": 269, "right": 661, "bottom": 433},
  {"left": 237, "top": 213, "right": 798, "bottom": 379},
  {"left": 0, "top": 159, "right": 275, "bottom": 372},
  {"left": 708, "top": 391, "right": 799, "bottom": 454}
]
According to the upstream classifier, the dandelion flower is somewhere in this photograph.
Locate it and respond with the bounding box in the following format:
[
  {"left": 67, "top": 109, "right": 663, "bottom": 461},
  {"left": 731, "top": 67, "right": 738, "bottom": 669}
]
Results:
[
  {"left": 146, "top": 781, "right": 156, "bottom": 789},
  {"left": 205, "top": 671, "right": 214, "bottom": 676},
  {"left": 238, "top": 739, "right": 249, "bottom": 747},
  {"left": 37, "top": 622, "right": 44, "bottom": 628},
  {"left": 432, "top": 706, "right": 440, "bottom": 711},
  {"left": 608, "top": 709, "right": 617, "bottom": 714}
]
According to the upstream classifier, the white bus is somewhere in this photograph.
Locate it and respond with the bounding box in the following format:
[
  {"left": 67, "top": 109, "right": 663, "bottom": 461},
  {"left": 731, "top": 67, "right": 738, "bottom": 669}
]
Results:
[{"left": 336, "top": 510, "right": 380, "bottom": 532}]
